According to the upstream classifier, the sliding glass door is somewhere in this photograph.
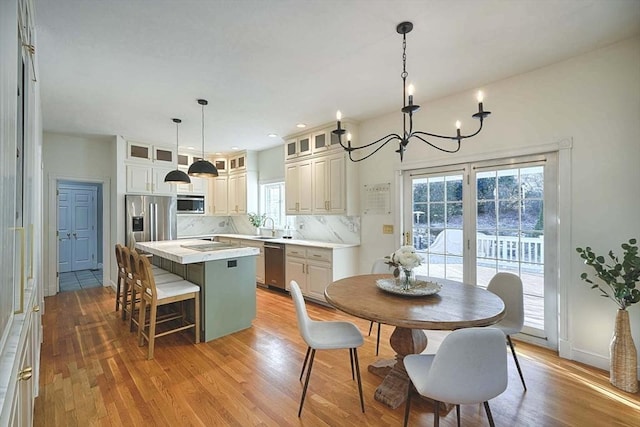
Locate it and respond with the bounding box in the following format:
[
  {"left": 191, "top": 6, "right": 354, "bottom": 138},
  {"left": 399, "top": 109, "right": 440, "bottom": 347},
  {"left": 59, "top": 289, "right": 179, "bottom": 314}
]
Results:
[{"left": 404, "top": 154, "right": 557, "bottom": 345}]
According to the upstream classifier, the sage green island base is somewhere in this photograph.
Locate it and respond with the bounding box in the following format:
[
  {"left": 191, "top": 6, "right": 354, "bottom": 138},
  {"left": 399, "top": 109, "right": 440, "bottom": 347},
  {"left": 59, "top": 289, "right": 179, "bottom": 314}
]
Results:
[
  {"left": 135, "top": 239, "right": 259, "bottom": 343},
  {"left": 194, "top": 256, "right": 257, "bottom": 342}
]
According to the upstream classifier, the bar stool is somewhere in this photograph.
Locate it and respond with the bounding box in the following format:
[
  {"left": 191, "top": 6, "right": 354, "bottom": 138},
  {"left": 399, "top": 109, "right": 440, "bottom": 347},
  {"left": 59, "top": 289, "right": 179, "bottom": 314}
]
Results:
[
  {"left": 136, "top": 255, "right": 200, "bottom": 360},
  {"left": 114, "top": 244, "right": 127, "bottom": 312},
  {"left": 128, "top": 249, "right": 181, "bottom": 333}
]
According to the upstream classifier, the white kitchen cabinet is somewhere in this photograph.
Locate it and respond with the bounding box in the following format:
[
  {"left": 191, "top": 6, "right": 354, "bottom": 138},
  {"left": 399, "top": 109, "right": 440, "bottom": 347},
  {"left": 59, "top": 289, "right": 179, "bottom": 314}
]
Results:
[
  {"left": 209, "top": 175, "right": 228, "bottom": 215},
  {"left": 242, "top": 239, "right": 265, "bottom": 284},
  {"left": 177, "top": 174, "right": 207, "bottom": 195},
  {"left": 229, "top": 153, "right": 246, "bottom": 172},
  {"left": 128, "top": 141, "right": 175, "bottom": 166},
  {"left": 126, "top": 165, "right": 176, "bottom": 194},
  {"left": 228, "top": 173, "right": 247, "bottom": 215},
  {"left": 285, "top": 246, "right": 307, "bottom": 291},
  {"left": 285, "top": 134, "right": 312, "bottom": 160},
  {"left": 285, "top": 244, "right": 359, "bottom": 303},
  {"left": 285, "top": 160, "right": 312, "bottom": 214},
  {"left": 126, "top": 164, "right": 151, "bottom": 193},
  {"left": 127, "top": 141, "right": 152, "bottom": 162},
  {"left": 284, "top": 122, "right": 358, "bottom": 215},
  {"left": 152, "top": 167, "right": 177, "bottom": 194},
  {"left": 2, "top": 291, "right": 41, "bottom": 427},
  {"left": 312, "top": 153, "right": 345, "bottom": 214},
  {"left": 212, "top": 157, "right": 228, "bottom": 174}
]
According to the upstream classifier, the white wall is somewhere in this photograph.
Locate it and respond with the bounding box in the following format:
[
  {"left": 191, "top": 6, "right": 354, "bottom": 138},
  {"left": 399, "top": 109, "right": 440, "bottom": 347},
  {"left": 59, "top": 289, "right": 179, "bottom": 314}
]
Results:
[
  {"left": 357, "top": 36, "right": 640, "bottom": 371},
  {"left": 42, "top": 132, "right": 117, "bottom": 295},
  {"left": 257, "top": 144, "right": 285, "bottom": 182}
]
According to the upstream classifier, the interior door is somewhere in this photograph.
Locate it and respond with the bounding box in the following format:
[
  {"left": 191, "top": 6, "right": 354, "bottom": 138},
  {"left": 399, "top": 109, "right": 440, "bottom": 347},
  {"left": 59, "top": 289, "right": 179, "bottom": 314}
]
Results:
[
  {"left": 57, "top": 189, "right": 72, "bottom": 273},
  {"left": 58, "top": 183, "right": 98, "bottom": 272},
  {"left": 71, "top": 188, "right": 96, "bottom": 270}
]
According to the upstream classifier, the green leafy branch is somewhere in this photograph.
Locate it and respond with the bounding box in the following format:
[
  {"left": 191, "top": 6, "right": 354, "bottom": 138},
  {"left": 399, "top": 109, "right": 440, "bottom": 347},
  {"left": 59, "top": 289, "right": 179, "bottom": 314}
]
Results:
[
  {"left": 576, "top": 238, "right": 640, "bottom": 310},
  {"left": 247, "top": 212, "right": 266, "bottom": 228}
]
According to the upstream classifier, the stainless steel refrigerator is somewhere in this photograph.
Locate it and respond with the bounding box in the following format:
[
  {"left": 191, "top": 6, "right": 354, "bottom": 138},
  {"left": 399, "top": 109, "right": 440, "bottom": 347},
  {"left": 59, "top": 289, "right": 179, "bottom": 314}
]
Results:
[{"left": 125, "top": 195, "right": 177, "bottom": 247}]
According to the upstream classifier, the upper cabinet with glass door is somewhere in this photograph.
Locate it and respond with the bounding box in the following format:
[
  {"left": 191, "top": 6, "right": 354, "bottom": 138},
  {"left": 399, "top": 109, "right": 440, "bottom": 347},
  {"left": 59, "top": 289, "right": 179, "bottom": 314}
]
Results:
[
  {"left": 229, "top": 153, "right": 246, "bottom": 172},
  {"left": 285, "top": 134, "right": 312, "bottom": 160},
  {"left": 127, "top": 141, "right": 176, "bottom": 166}
]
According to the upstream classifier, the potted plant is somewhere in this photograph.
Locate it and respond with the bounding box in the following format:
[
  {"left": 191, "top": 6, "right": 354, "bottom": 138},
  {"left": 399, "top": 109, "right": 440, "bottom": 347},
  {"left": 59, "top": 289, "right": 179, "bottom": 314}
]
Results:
[
  {"left": 247, "top": 212, "right": 266, "bottom": 235},
  {"left": 576, "top": 238, "right": 640, "bottom": 393}
]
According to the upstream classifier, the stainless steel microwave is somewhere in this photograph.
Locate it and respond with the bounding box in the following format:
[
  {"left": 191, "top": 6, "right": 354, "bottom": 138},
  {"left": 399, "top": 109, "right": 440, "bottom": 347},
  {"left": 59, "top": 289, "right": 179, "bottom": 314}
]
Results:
[{"left": 177, "top": 194, "right": 205, "bottom": 214}]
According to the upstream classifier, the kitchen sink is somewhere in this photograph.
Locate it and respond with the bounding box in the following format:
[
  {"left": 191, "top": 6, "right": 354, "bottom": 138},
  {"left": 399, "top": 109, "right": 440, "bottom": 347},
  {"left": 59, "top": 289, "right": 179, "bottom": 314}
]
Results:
[{"left": 254, "top": 236, "right": 277, "bottom": 240}]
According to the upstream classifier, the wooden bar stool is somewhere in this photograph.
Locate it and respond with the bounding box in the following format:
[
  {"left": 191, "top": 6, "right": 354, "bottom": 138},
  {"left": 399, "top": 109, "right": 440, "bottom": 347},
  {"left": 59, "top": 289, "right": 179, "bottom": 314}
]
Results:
[
  {"left": 136, "top": 255, "right": 200, "bottom": 360},
  {"left": 128, "top": 249, "right": 182, "bottom": 333},
  {"left": 114, "top": 244, "right": 127, "bottom": 312}
]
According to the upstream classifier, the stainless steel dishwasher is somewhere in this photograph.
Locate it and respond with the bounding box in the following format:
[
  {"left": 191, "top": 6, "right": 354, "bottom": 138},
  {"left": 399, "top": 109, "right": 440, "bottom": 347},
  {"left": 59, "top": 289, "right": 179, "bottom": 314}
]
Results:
[{"left": 264, "top": 242, "right": 285, "bottom": 290}]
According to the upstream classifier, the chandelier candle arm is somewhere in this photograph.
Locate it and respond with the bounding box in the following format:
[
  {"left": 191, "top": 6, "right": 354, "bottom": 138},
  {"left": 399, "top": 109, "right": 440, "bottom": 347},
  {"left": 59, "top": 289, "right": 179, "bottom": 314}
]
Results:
[{"left": 333, "top": 21, "right": 492, "bottom": 162}]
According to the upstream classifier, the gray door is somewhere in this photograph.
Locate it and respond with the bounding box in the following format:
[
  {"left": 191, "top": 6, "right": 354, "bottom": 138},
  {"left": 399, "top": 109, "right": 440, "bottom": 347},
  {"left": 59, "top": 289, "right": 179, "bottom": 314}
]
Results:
[
  {"left": 58, "top": 184, "right": 98, "bottom": 272},
  {"left": 57, "top": 189, "right": 72, "bottom": 272}
]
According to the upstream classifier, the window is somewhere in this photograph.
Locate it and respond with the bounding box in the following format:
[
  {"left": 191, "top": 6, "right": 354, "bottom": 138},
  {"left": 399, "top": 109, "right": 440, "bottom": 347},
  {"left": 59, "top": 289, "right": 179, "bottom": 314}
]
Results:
[{"left": 260, "top": 182, "right": 286, "bottom": 228}]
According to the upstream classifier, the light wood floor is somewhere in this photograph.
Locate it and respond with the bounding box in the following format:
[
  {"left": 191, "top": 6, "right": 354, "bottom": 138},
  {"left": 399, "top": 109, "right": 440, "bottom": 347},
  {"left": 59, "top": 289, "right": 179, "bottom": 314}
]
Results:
[{"left": 35, "top": 286, "right": 639, "bottom": 426}]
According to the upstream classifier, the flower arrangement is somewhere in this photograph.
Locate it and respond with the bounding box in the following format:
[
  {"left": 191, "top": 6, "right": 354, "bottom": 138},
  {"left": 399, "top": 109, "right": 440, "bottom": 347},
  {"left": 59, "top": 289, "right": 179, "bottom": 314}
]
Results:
[
  {"left": 247, "top": 212, "right": 266, "bottom": 228},
  {"left": 385, "top": 245, "right": 422, "bottom": 278}
]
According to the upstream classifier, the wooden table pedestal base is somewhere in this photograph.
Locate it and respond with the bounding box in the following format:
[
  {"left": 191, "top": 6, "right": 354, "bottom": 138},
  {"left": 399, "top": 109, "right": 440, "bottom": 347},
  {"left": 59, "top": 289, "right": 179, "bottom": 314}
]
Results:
[{"left": 368, "top": 326, "right": 452, "bottom": 413}]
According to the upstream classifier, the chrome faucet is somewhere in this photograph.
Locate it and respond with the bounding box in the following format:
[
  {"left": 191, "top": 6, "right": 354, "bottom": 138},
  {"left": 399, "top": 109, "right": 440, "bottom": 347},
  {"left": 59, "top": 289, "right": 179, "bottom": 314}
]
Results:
[{"left": 263, "top": 217, "right": 276, "bottom": 237}]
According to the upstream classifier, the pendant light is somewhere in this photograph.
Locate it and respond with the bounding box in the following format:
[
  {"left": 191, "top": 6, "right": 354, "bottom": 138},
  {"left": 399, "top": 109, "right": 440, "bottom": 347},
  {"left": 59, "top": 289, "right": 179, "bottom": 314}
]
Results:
[
  {"left": 188, "top": 99, "right": 218, "bottom": 177},
  {"left": 164, "top": 118, "right": 191, "bottom": 184}
]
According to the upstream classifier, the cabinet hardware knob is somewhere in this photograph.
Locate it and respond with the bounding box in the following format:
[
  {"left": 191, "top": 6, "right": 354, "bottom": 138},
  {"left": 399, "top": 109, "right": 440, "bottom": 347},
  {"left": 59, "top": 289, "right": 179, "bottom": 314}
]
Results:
[
  {"left": 18, "top": 366, "right": 33, "bottom": 381},
  {"left": 33, "top": 305, "right": 40, "bottom": 312}
]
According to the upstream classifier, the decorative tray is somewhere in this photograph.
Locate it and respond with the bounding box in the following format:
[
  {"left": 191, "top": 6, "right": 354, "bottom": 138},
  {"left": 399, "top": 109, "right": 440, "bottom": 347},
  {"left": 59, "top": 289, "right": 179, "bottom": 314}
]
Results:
[{"left": 375, "top": 278, "right": 442, "bottom": 297}]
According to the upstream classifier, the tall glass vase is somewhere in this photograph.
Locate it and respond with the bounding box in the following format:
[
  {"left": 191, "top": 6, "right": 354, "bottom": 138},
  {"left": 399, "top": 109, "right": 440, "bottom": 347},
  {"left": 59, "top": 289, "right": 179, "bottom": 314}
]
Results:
[
  {"left": 398, "top": 268, "right": 414, "bottom": 291},
  {"left": 610, "top": 309, "right": 638, "bottom": 393}
]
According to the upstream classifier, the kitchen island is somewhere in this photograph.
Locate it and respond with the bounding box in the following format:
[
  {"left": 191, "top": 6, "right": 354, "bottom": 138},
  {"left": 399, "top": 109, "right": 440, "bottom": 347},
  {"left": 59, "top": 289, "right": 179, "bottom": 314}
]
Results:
[{"left": 135, "top": 239, "right": 259, "bottom": 342}]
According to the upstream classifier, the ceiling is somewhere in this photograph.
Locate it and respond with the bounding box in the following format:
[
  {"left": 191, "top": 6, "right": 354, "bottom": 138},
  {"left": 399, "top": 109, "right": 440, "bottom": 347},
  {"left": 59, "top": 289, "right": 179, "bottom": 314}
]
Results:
[{"left": 33, "top": 0, "right": 640, "bottom": 155}]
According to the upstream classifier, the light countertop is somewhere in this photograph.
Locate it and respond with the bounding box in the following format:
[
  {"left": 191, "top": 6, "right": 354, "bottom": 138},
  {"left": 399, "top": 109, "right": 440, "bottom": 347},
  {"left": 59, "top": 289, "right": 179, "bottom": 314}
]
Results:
[
  {"left": 136, "top": 239, "right": 259, "bottom": 264},
  {"left": 185, "top": 233, "right": 359, "bottom": 249}
]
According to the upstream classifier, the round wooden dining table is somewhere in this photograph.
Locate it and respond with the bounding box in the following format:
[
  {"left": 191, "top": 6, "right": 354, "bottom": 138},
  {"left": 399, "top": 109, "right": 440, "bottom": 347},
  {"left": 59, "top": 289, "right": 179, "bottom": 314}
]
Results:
[{"left": 324, "top": 274, "right": 505, "bottom": 409}]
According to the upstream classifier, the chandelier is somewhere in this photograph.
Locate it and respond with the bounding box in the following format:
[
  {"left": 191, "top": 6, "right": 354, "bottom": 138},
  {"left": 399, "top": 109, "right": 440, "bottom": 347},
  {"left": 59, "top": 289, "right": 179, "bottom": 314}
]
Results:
[{"left": 332, "top": 21, "right": 491, "bottom": 162}]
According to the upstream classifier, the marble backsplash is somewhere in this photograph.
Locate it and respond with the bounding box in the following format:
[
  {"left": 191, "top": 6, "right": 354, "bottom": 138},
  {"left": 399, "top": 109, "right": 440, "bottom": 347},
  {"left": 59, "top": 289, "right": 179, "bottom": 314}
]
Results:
[{"left": 177, "top": 214, "right": 360, "bottom": 245}]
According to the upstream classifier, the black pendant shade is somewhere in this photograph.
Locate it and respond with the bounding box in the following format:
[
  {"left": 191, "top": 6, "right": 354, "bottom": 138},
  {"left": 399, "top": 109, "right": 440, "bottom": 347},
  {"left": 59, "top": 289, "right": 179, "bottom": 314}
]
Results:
[
  {"left": 188, "top": 159, "right": 218, "bottom": 177},
  {"left": 164, "top": 168, "right": 191, "bottom": 183},
  {"left": 164, "top": 118, "right": 191, "bottom": 184},
  {"left": 188, "top": 99, "right": 218, "bottom": 178}
]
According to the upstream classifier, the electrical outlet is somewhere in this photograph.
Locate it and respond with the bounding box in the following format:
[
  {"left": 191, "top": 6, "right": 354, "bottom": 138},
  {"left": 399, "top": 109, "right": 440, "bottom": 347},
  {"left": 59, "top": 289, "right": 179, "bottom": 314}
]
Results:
[{"left": 383, "top": 224, "right": 394, "bottom": 234}]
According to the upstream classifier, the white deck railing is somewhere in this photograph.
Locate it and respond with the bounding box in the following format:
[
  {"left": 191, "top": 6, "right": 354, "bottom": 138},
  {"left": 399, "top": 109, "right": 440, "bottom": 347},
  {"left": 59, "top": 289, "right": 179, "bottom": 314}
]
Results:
[
  {"left": 476, "top": 233, "right": 544, "bottom": 264},
  {"left": 415, "top": 229, "right": 544, "bottom": 264}
]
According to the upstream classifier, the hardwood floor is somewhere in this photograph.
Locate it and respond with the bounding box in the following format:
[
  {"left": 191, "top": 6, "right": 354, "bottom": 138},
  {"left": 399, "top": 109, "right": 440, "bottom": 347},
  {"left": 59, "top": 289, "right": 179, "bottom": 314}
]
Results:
[{"left": 35, "top": 286, "right": 639, "bottom": 426}]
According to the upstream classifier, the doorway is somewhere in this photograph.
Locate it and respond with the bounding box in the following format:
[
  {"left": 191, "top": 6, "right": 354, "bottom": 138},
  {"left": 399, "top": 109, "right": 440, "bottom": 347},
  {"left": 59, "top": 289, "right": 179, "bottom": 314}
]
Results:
[
  {"left": 404, "top": 152, "right": 558, "bottom": 348},
  {"left": 57, "top": 181, "right": 102, "bottom": 274}
]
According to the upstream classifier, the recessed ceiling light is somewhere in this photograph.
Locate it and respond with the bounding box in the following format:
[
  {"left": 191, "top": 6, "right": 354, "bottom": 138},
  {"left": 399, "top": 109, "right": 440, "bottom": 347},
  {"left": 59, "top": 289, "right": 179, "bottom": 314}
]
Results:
[
  {"left": 231, "top": 146, "right": 239, "bottom": 150},
  {"left": 296, "top": 123, "right": 306, "bottom": 128},
  {"left": 187, "top": 146, "right": 195, "bottom": 150},
  {"left": 268, "top": 133, "right": 278, "bottom": 138}
]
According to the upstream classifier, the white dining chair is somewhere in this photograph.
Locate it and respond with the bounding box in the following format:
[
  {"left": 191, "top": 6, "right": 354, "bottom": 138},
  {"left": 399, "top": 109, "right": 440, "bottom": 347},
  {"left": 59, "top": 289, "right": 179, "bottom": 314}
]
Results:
[
  {"left": 487, "top": 272, "right": 527, "bottom": 391},
  {"left": 403, "top": 327, "right": 508, "bottom": 427},
  {"left": 289, "top": 280, "right": 365, "bottom": 416},
  {"left": 369, "top": 258, "right": 393, "bottom": 355}
]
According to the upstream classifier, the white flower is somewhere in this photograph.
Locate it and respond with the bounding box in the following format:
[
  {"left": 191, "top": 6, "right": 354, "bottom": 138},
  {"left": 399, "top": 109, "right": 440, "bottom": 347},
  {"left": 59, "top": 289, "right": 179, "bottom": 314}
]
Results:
[{"left": 385, "top": 245, "right": 422, "bottom": 271}]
